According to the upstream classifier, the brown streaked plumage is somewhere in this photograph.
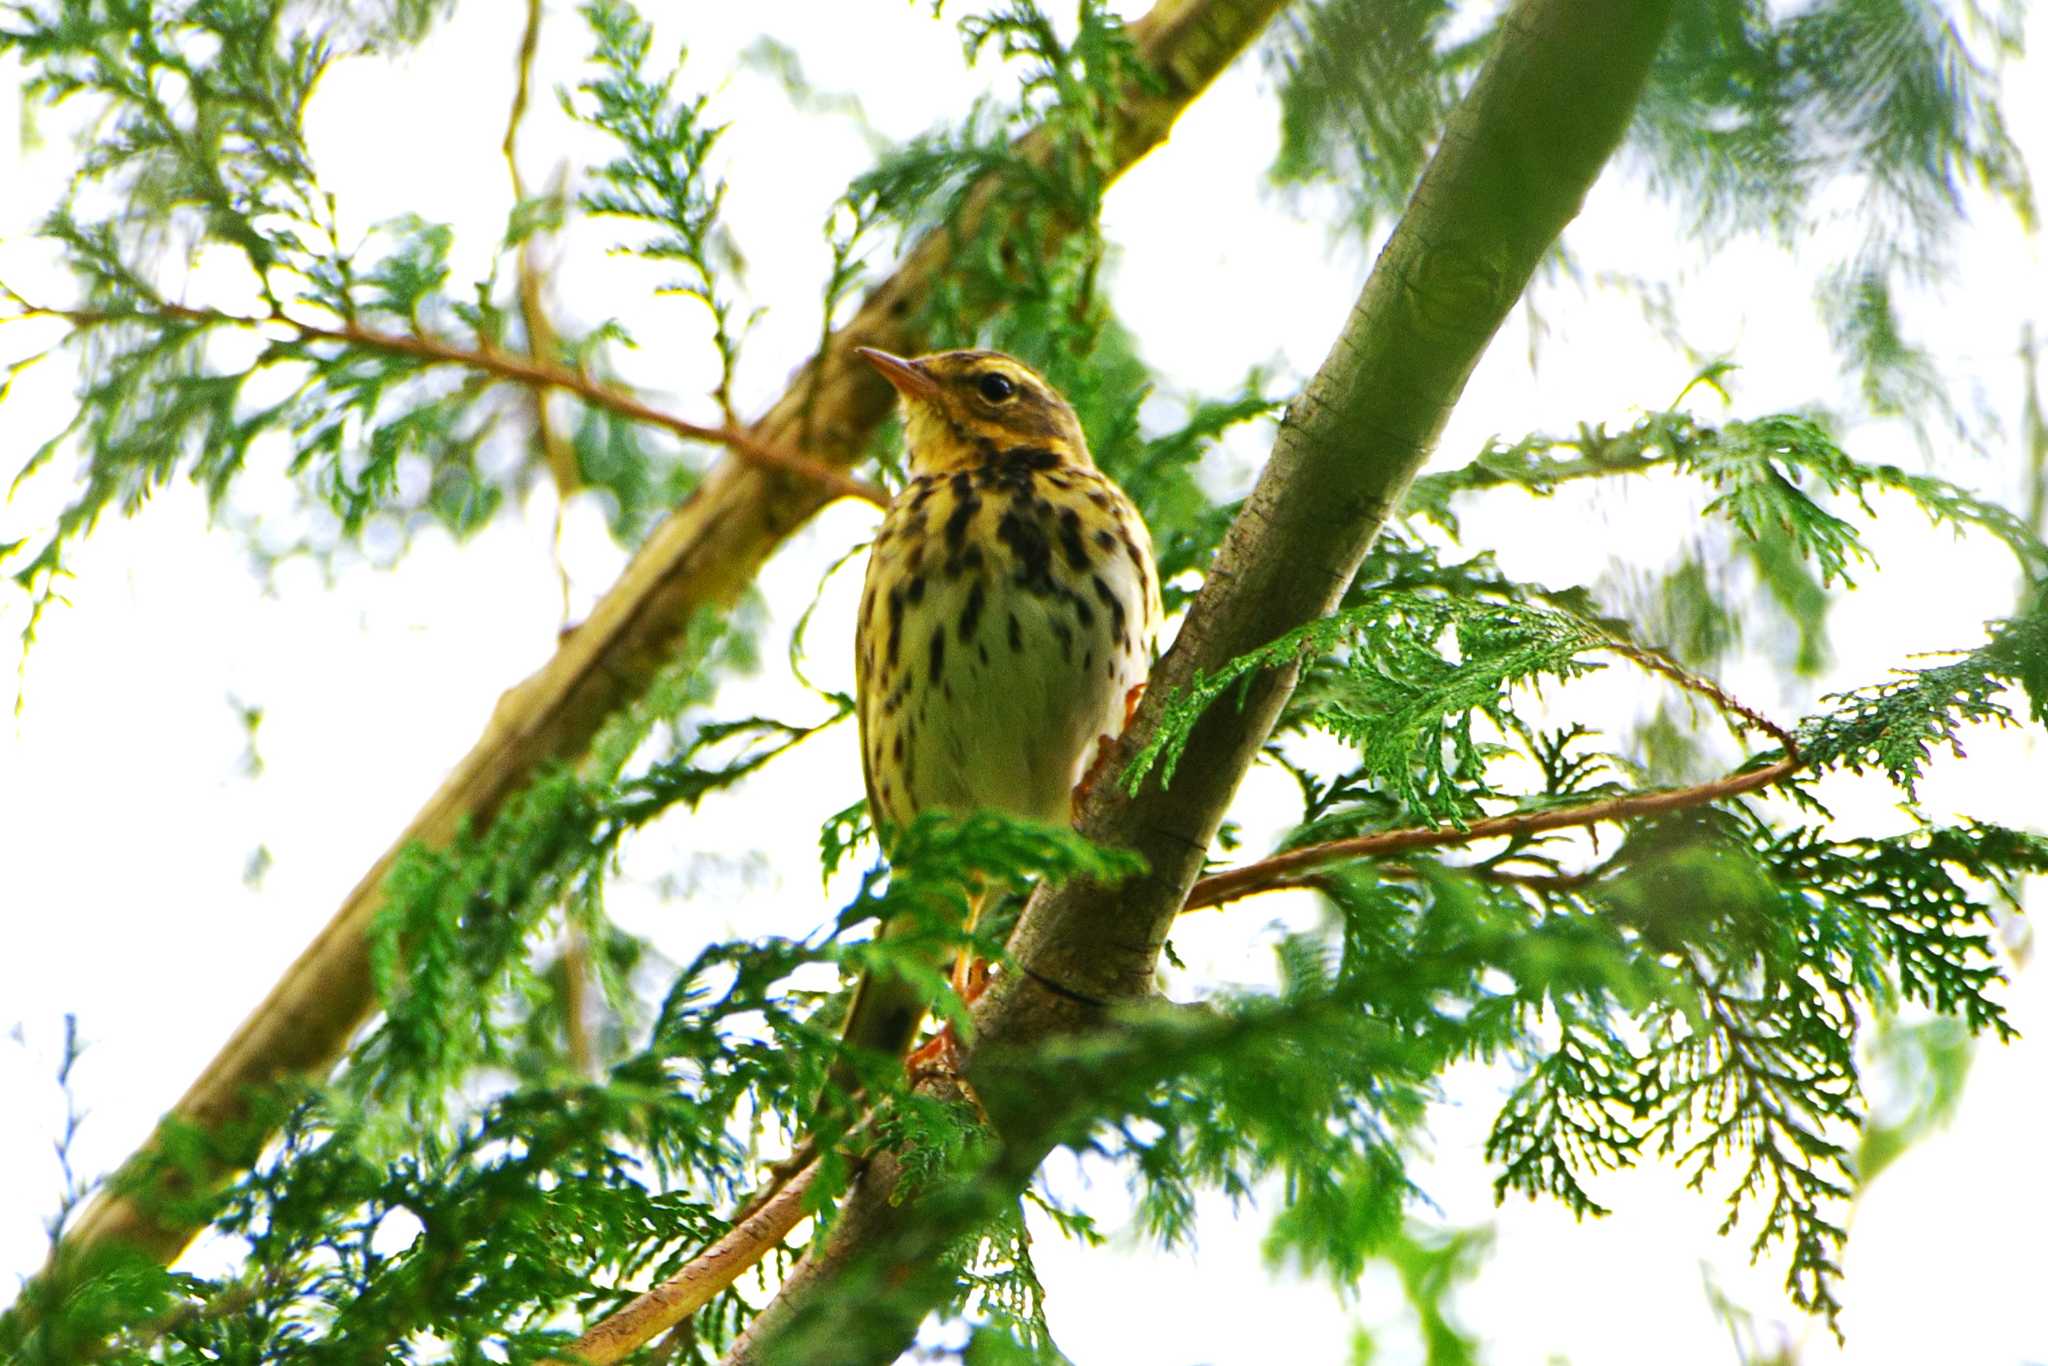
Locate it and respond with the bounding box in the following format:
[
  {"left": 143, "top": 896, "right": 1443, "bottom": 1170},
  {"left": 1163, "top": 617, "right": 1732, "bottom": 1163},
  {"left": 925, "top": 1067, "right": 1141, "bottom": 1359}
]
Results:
[{"left": 837, "top": 347, "right": 1162, "bottom": 1074}]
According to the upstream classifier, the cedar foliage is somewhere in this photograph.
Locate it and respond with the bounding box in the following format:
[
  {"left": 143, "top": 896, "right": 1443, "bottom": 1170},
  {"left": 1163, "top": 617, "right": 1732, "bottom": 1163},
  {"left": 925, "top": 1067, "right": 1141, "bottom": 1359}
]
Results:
[{"left": 1, "top": 0, "right": 2041, "bottom": 1360}]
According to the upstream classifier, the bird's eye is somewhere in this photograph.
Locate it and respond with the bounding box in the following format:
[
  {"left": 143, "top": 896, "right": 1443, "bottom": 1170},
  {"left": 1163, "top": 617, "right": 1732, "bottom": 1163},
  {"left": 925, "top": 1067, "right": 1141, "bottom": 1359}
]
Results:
[{"left": 977, "top": 372, "right": 1016, "bottom": 402}]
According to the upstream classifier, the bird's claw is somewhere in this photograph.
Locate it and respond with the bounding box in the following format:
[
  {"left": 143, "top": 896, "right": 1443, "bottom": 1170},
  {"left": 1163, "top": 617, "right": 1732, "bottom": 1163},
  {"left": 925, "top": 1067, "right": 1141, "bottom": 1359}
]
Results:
[
  {"left": 1123, "top": 680, "right": 1147, "bottom": 729},
  {"left": 905, "top": 1023, "right": 968, "bottom": 1084},
  {"left": 951, "top": 952, "right": 992, "bottom": 1001},
  {"left": 906, "top": 956, "right": 993, "bottom": 1084}
]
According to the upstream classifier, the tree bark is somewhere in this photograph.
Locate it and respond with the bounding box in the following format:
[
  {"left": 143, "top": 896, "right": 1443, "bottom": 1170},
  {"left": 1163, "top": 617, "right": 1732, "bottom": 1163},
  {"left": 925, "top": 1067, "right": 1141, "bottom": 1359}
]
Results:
[
  {"left": 724, "top": 0, "right": 1678, "bottom": 1360},
  {"left": 54, "top": 0, "right": 1289, "bottom": 1273}
]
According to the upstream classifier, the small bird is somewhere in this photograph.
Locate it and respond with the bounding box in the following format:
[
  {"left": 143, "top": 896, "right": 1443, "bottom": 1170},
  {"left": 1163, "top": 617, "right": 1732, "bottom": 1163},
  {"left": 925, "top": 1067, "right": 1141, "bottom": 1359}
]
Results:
[{"left": 839, "top": 346, "right": 1162, "bottom": 1075}]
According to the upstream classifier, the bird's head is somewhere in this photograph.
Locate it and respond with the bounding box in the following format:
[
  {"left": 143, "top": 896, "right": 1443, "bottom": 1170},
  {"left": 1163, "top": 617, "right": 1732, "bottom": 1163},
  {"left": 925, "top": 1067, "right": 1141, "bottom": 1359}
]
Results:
[{"left": 856, "top": 347, "right": 1091, "bottom": 475}]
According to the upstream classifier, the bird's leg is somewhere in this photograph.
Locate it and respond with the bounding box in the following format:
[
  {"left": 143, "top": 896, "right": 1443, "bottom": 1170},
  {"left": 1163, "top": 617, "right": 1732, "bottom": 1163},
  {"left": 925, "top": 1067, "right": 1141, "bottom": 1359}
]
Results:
[
  {"left": 950, "top": 876, "right": 995, "bottom": 1003},
  {"left": 954, "top": 953, "right": 992, "bottom": 1001},
  {"left": 904, "top": 1028, "right": 967, "bottom": 1084},
  {"left": 905, "top": 883, "right": 993, "bottom": 1083}
]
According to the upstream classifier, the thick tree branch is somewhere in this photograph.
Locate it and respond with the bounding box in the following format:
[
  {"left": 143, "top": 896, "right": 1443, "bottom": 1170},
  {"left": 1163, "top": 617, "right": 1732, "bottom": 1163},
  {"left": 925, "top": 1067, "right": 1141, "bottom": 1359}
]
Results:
[
  {"left": 50, "top": 0, "right": 1288, "bottom": 1275},
  {"left": 724, "top": 1, "right": 1680, "bottom": 1360}
]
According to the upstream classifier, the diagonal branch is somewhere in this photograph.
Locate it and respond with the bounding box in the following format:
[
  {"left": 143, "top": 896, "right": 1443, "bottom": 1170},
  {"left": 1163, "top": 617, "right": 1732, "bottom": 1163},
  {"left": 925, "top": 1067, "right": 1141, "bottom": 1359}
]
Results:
[
  {"left": 552, "top": 1158, "right": 827, "bottom": 1366},
  {"left": 723, "top": 1, "right": 1681, "bottom": 1360},
  {"left": 1172, "top": 608, "right": 1806, "bottom": 911},
  {"left": 47, "top": 0, "right": 1291, "bottom": 1275},
  {"left": 1182, "top": 752, "right": 1800, "bottom": 911},
  {"left": 10, "top": 299, "right": 891, "bottom": 508}
]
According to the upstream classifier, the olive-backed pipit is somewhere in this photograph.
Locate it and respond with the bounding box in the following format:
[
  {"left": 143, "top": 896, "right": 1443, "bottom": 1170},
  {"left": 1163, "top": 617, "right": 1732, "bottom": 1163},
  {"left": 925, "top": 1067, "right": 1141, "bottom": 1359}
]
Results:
[{"left": 842, "top": 346, "right": 1163, "bottom": 1067}]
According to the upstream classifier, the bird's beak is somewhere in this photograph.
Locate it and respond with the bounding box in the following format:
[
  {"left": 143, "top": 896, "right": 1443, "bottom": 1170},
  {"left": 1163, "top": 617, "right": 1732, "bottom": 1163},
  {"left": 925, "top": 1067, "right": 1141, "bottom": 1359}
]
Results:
[{"left": 856, "top": 347, "right": 939, "bottom": 401}]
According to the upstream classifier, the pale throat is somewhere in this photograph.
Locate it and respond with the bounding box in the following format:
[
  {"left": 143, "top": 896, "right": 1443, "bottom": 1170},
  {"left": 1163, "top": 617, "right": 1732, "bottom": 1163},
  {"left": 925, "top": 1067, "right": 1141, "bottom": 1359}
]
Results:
[
  {"left": 901, "top": 404, "right": 966, "bottom": 475},
  {"left": 902, "top": 402, "right": 1091, "bottom": 476}
]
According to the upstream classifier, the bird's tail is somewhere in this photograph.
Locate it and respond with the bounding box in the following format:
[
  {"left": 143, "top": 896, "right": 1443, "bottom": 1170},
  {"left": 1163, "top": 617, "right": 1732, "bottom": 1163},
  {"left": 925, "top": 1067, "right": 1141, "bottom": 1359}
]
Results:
[
  {"left": 819, "top": 884, "right": 989, "bottom": 1112},
  {"left": 835, "top": 963, "right": 929, "bottom": 1075}
]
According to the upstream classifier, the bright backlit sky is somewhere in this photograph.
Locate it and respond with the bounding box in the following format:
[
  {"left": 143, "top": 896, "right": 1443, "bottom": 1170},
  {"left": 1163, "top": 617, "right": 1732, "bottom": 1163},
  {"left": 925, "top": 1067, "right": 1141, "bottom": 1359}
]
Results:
[{"left": 3, "top": 4, "right": 2046, "bottom": 1363}]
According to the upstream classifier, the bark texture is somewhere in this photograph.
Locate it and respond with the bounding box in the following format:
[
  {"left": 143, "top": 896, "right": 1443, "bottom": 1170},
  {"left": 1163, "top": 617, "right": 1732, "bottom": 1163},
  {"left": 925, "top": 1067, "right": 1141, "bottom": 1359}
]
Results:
[
  {"left": 726, "top": 1, "right": 1679, "bottom": 1360},
  {"left": 57, "top": 0, "right": 1289, "bottom": 1271}
]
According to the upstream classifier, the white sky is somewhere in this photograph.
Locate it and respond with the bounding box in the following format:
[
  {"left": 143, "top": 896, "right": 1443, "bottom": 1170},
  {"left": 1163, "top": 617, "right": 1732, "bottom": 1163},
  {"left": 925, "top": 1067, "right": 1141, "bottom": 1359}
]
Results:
[{"left": 2, "top": 3, "right": 2045, "bottom": 1363}]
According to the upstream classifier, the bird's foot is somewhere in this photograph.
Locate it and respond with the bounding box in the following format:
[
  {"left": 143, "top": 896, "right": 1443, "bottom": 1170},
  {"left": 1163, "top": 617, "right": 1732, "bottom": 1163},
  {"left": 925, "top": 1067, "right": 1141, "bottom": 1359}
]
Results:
[
  {"left": 952, "top": 952, "right": 992, "bottom": 1002},
  {"left": 904, "top": 1023, "right": 967, "bottom": 1085},
  {"left": 1122, "top": 680, "right": 1147, "bottom": 730},
  {"left": 905, "top": 957, "right": 993, "bottom": 1085}
]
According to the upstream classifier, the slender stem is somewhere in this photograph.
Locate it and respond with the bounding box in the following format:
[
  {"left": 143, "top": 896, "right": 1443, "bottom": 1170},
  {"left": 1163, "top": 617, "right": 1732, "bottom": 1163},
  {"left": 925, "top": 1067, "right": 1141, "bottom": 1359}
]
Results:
[
  {"left": 1195, "top": 856, "right": 1615, "bottom": 910},
  {"left": 11, "top": 299, "right": 891, "bottom": 509},
  {"left": 1595, "top": 636, "right": 1797, "bottom": 754},
  {"left": 553, "top": 1159, "right": 825, "bottom": 1366},
  {"left": 559, "top": 932, "right": 593, "bottom": 1078},
  {"left": 1181, "top": 623, "right": 1802, "bottom": 912},
  {"left": 2021, "top": 323, "right": 2045, "bottom": 547},
  {"left": 499, "top": 0, "right": 582, "bottom": 622},
  {"left": 1183, "top": 755, "right": 1800, "bottom": 911},
  {"left": 502, "top": 0, "right": 543, "bottom": 188}
]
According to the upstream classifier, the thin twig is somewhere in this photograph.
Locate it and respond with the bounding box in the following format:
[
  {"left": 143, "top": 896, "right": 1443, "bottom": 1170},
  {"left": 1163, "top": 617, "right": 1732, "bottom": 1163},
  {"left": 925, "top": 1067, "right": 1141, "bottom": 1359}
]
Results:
[
  {"left": 553, "top": 1158, "right": 825, "bottom": 1365},
  {"left": 2021, "top": 323, "right": 2045, "bottom": 545},
  {"left": 560, "top": 1102, "right": 874, "bottom": 1362},
  {"left": 516, "top": 248, "right": 576, "bottom": 503},
  {"left": 10, "top": 298, "right": 891, "bottom": 509},
  {"left": 1176, "top": 857, "right": 1611, "bottom": 920},
  {"left": 1182, "top": 611, "right": 1803, "bottom": 912},
  {"left": 500, "top": 0, "right": 582, "bottom": 625},
  {"left": 1596, "top": 634, "right": 1798, "bottom": 753},
  {"left": 559, "top": 931, "right": 593, "bottom": 1078},
  {"left": 1183, "top": 753, "right": 1799, "bottom": 911},
  {"left": 502, "top": 0, "right": 543, "bottom": 187},
  {"left": 1385, "top": 857, "right": 1613, "bottom": 892}
]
